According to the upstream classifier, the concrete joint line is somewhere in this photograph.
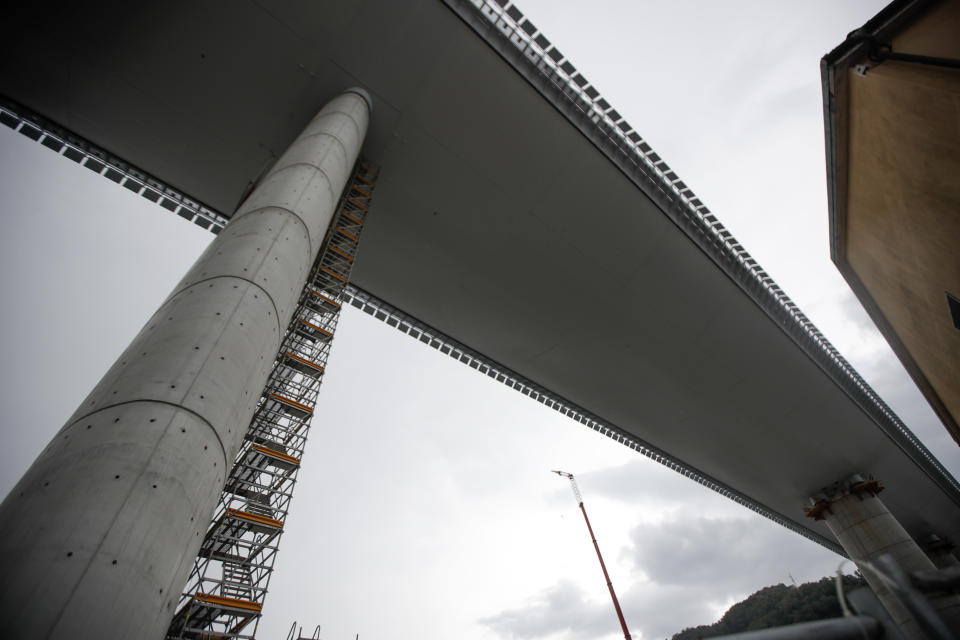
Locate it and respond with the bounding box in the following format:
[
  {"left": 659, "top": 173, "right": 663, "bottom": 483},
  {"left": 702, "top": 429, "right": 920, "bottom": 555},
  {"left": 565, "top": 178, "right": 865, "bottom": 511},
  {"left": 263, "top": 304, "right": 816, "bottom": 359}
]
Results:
[
  {"left": 279, "top": 170, "right": 337, "bottom": 239},
  {"left": 307, "top": 115, "right": 363, "bottom": 146},
  {"left": 64, "top": 399, "right": 229, "bottom": 465},
  {"left": 270, "top": 160, "right": 342, "bottom": 190},
  {"left": 48, "top": 396, "right": 226, "bottom": 637},
  {"left": 167, "top": 274, "right": 284, "bottom": 341},
  {"left": 291, "top": 130, "right": 351, "bottom": 159},
  {"left": 258, "top": 161, "right": 337, "bottom": 215},
  {"left": 230, "top": 204, "right": 314, "bottom": 263},
  {"left": 309, "top": 108, "right": 362, "bottom": 125},
  {"left": 308, "top": 108, "right": 362, "bottom": 125}
]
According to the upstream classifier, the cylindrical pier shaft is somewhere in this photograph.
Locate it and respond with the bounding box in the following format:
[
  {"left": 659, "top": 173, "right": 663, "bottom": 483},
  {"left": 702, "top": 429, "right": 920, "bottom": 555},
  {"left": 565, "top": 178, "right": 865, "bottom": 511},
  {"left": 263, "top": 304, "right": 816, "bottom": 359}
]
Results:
[
  {"left": 0, "top": 89, "right": 370, "bottom": 640},
  {"left": 813, "top": 475, "right": 960, "bottom": 639}
]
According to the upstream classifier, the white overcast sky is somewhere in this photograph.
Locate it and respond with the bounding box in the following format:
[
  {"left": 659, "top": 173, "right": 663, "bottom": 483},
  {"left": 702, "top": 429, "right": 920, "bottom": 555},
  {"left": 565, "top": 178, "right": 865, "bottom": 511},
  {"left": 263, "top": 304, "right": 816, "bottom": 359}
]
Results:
[{"left": 1, "top": 2, "right": 957, "bottom": 640}]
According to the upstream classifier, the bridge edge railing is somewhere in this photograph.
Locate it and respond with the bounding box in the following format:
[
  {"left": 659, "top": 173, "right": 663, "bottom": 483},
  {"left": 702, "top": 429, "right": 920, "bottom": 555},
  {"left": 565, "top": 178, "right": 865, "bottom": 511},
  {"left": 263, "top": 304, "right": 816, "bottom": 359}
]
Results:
[{"left": 439, "top": 0, "right": 960, "bottom": 504}]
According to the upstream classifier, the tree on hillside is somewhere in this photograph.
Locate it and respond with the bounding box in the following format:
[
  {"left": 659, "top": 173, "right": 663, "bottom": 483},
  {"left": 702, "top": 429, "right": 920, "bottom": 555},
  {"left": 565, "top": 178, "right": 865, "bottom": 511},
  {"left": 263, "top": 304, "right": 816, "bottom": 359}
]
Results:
[{"left": 670, "top": 574, "right": 866, "bottom": 640}]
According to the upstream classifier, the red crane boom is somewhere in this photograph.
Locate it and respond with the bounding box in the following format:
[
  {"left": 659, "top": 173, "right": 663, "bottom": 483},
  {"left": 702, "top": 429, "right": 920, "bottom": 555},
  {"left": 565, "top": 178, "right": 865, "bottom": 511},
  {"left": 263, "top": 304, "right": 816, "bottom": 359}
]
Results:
[{"left": 552, "top": 470, "right": 633, "bottom": 640}]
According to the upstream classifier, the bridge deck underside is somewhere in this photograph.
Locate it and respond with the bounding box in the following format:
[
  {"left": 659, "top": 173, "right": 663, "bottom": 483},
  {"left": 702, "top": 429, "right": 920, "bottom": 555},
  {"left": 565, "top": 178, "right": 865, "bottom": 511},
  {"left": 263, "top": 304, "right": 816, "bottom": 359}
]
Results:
[{"left": 2, "top": 0, "right": 957, "bottom": 546}]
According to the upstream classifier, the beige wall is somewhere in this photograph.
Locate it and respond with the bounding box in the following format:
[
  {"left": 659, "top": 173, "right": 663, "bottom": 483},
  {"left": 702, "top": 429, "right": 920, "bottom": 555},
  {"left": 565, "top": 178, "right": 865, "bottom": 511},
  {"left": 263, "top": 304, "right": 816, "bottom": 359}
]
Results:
[{"left": 843, "top": 0, "right": 960, "bottom": 443}]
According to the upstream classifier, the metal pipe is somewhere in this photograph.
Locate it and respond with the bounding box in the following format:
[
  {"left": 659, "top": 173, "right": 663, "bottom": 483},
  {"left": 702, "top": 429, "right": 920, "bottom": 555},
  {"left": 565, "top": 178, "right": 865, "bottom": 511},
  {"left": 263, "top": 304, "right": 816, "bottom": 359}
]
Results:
[
  {"left": 710, "top": 616, "right": 883, "bottom": 640},
  {"left": 872, "top": 555, "right": 956, "bottom": 640},
  {"left": 870, "top": 46, "right": 960, "bottom": 69}
]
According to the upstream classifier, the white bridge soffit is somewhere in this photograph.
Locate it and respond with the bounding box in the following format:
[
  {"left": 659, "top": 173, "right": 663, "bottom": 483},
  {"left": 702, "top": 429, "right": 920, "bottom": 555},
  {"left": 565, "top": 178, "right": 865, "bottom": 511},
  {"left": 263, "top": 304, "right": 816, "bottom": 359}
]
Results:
[{"left": 1, "top": 0, "right": 958, "bottom": 552}]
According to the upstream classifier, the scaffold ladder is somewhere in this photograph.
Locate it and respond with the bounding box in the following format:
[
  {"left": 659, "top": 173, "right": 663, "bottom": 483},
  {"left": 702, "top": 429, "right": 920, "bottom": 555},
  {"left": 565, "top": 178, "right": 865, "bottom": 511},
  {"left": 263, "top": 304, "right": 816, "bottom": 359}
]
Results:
[{"left": 166, "top": 160, "right": 379, "bottom": 640}]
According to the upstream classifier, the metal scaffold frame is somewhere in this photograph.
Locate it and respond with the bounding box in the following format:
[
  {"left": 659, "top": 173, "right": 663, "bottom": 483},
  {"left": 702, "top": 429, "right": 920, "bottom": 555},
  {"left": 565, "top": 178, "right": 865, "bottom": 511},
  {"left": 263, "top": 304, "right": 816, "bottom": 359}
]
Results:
[{"left": 166, "top": 160, "right": 379, "bottom": 640}]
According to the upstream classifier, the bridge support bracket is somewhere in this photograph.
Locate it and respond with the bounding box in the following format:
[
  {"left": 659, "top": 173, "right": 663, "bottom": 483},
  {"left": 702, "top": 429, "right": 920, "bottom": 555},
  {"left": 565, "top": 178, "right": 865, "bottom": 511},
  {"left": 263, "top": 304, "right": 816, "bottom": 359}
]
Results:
[{"left": 807, "top": 473, "right": 960, "bottom": 639}]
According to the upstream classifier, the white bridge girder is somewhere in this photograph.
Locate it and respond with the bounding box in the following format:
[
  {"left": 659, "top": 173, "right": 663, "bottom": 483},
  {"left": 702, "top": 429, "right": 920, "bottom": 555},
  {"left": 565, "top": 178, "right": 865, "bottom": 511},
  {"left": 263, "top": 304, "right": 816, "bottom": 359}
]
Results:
[{"left": 0, "top": 0, "right": 957, "bottom": 555}]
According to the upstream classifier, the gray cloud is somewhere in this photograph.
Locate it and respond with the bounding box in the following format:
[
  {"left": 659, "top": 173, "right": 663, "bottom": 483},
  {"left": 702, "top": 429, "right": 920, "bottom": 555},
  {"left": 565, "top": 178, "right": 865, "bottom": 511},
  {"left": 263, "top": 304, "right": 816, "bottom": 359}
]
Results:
[
  {"left": 480, "top": 573, "right": 755, "bottom": 640},
  {"left": 479, "top": 580, "right": 614, "bottom": 640},
  {"left": 481, "top": 514, "right": 844, "bottom": 640},
  {"left": 619, "top": 583, "right": 722, "bottom": 640},
  {"left": 615, "top": 515, "right": 847, "bottom": 637},
  {"left": 623, "top": 517, "right": 836, "bottom": 593},
  {"left": 577, "top": 460, "right": 707, "bottom": 506},
  {"left": 552, "top": 460, "right": 745, "bottom": 518}
]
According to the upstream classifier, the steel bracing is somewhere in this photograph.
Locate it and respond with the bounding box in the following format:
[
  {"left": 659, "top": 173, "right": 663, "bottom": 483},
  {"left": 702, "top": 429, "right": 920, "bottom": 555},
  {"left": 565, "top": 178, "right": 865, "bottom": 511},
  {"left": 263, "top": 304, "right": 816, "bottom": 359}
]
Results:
[{"left": 165, "top": 161, "right": 378, "bottom": 640}]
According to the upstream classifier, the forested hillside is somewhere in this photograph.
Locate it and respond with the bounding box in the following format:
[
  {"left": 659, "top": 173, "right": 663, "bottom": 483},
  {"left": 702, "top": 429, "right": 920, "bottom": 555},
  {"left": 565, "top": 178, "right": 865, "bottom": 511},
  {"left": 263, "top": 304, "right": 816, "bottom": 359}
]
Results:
[{"left": 670, "top": 575, "right": 866, "bottom": 639}]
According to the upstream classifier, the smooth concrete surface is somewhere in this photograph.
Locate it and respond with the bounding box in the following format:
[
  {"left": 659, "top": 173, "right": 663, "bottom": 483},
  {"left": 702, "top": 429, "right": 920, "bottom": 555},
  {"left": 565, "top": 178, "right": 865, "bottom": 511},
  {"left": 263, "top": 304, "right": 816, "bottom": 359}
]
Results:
[
  {"left": 0, "top": 90, "right": 369, "bottom": 639},
  {"left": 824, "top": 484, "right": 960, "bottom": 638},
  {"left": 1, "top": 0, "right": 959, "bottom": 551}
]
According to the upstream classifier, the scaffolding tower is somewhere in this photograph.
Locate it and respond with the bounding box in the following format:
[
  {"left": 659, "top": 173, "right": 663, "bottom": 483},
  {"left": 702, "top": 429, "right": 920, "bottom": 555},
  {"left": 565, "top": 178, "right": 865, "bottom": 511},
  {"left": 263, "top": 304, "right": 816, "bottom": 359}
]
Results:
[{"left": 167, "top": 160, "right": 379, "bottom": 639}]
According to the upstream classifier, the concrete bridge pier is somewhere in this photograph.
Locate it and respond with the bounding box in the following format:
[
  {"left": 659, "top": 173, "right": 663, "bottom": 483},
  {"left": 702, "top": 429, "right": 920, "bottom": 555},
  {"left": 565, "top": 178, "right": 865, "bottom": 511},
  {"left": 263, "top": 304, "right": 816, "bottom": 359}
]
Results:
[
  {"left": 807, "top": 474, "right": 960, "bottom": 639},
  {"left": 0, "top": 88, "right": 371, "bottom": 640}
]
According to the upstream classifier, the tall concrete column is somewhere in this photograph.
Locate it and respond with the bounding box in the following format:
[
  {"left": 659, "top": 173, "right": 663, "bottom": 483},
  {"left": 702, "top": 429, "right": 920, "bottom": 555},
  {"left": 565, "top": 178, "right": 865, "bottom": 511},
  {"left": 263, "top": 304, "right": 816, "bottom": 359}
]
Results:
[
  {"left": 0, "top": 89, "right": 371, "bottom": 640},
  {"left": 809, "top": 474, "right": 960, "bottom": 639}
]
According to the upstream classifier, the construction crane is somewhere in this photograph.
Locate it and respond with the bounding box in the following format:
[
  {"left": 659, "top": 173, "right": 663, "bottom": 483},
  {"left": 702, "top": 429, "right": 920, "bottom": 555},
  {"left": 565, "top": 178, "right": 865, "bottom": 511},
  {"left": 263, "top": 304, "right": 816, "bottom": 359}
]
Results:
[{"left": 553, "top": 470, "right": 633, "bottom": 640}]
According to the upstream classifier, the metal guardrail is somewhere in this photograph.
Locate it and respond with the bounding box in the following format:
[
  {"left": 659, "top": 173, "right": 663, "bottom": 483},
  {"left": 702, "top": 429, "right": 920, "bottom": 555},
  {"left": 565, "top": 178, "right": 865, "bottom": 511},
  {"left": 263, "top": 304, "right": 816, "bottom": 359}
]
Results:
[
  {"left": 711, "top": 616, "right": 884, "bottom": 640},
  {"left": 442, "top": 0, "right": 960, "bottom": 503},
  {"left": 0, "top": 99, "right": 228, "bottom": 233},
  {"left": 342, "top": 283, "right": 846, "bottom": 556}
]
